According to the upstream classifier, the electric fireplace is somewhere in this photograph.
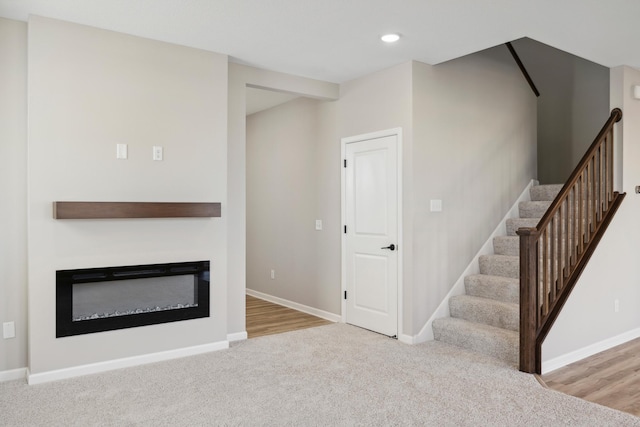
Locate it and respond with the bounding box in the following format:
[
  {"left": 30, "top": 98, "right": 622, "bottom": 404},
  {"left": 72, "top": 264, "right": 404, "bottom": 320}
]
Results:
[{"left": 56, "top": 260, "right": 210, "bottom": 337}]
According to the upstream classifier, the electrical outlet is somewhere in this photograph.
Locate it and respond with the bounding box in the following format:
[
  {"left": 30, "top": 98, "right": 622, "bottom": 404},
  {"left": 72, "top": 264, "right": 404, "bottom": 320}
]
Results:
[
  {"left": 315, "top": 220, "right": 323, "bottom": 230},
  {"left": 615, "top": 299, "right": 620, "bottom": 313},
  {"left": 3, "top": 321, "right": 15, "bottom": 339},
  {"left": 270, "top": 269, "right": 275, "bottom": 280}
]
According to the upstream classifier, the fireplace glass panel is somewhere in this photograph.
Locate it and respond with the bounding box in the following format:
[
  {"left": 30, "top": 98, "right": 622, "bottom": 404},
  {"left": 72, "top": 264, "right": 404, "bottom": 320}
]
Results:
[{"left": 72, "top": 275, "right": 197, "bottom": 321}]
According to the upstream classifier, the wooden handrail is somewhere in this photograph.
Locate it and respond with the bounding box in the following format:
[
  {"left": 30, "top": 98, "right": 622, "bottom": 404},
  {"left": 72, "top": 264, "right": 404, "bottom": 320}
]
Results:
[
  {"left": 506, "top": 42, "right": 540, "bottom": 97},
  {"left": 517, "top": 108, "right": 624, "bottom": 374}
]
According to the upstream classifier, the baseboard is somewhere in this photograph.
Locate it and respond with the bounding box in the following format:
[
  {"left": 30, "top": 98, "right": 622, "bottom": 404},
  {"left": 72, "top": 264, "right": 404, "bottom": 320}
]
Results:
[
  {"left": 412, "top": 179, "right": 538, "bottom": 344},
  {"left": 0, "top": 367, "right": 27, "bottom": 382},
  {"left": 227, "top": 331, "right": 248, "bottom": 342},
  {"left": 398, "top": 334, "right": 414, "bottom": 344},
  {"left": 27, "top": 340, "right": 229, "bottom": 385},
  {"left": 246, "top": 289, "right": 341, "bottom": 323},
  {"left": 542, "top": 327, "right": 640, "bottom": 374}
]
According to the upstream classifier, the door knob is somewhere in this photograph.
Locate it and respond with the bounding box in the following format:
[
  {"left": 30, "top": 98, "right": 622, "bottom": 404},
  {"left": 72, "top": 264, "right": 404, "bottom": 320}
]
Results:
[{"left": 381, "top": 244, "right": 396, "bottom": 251}]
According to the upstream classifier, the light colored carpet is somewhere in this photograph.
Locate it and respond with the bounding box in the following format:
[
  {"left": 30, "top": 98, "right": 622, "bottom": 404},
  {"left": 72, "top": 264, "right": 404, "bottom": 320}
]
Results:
[{"left": 1, "top": 323, "right": 638, "bottom": 426}]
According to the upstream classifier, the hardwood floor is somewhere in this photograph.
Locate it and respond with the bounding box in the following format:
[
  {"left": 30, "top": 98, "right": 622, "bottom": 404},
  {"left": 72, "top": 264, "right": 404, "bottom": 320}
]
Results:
[
  {"left": 541, "top": 338, "right": 640, "bottom": 416},
  {"left": 245, "top": 294, "right": 332, "bottom": 338}
]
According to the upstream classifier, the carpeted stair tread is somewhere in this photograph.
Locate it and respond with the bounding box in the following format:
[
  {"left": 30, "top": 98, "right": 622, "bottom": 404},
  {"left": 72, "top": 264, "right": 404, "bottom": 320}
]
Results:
[
  {"left": 493, "top": 235, "right": 519, "bottom": 256},
  {"left": 479, "top": 254, "right": 519, "bottom": 279},
  {"left": 519, "top": 200, "right": 552, "bottom": 218},
  {"left": 432, "top": 317, "right": 518, "bottom": 365},
  {"left": 449, "top": 295, "right": 518, "bottom": 331},
  {"left": 465, "top": 274, "right": 519, "bottom": 304},
  {"left": 530, "top": 184, "right": 563, "bottom": 201},
  {"left": 506, "top": 217, "right": 539, "bottom": 236}
]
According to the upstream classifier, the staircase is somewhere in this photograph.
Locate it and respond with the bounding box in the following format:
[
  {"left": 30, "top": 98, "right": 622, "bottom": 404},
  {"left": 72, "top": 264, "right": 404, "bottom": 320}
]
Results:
[{"left": 432, "top": 183, "right": 563, "bottom": 365}]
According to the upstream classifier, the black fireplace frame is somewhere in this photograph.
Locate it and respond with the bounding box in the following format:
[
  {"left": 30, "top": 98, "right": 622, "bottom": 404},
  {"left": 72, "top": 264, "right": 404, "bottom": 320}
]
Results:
[{"left": 56, "top": 260, "right": 210, "bottom": 338}]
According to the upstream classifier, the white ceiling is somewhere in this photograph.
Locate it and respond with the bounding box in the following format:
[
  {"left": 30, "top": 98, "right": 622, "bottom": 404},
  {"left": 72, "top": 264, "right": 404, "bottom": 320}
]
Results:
[{"left": 1, "top": 0, "right": 639, "bottom": 84}]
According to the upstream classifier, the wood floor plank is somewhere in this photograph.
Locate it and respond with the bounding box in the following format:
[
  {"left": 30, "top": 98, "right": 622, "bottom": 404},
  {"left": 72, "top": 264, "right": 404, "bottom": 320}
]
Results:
[
  {"left": 542, "top": 338, "right": 640, "bottom": 416},
  {"left": 245, "top": 294, "right": 332, "bottom": 338}
]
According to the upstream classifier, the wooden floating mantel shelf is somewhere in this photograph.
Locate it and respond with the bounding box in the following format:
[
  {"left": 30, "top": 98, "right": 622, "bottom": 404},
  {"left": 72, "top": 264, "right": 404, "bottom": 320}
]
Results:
[{"left": 53, "top": 202, "right": 221, "bottom": 219}]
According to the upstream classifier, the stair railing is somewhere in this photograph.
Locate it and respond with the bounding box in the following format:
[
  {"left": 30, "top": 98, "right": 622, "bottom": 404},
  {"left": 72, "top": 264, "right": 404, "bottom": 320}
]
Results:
[
  {"left": 505, "top": 42, "right": 540, "bottom": 97},
  {"left": 517, "top": 108, "right": 625, "bottom": 374}
]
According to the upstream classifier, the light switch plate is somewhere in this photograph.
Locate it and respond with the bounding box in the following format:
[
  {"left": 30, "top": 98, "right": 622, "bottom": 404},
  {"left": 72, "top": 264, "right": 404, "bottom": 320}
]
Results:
[
  {"left": 430, "top": 199, "right": 443, "bottom": 212},
  {"left": 153, "top": 146, "right": 163, "bottom": 161},
  {"left": 315, "top": 220, "right": 323, "bottom": 230},
  {"left": 3, "top": 321, "right": 15, "bottom": 339},
  {"left": 116, "top": 144, "right": 127, "bottom": 159}
]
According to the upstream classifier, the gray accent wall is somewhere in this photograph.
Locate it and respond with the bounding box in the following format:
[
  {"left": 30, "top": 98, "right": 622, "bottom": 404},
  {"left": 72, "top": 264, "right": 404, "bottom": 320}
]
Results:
[{"left": 511, "top": 38, "right": 610, "bottom": 185}]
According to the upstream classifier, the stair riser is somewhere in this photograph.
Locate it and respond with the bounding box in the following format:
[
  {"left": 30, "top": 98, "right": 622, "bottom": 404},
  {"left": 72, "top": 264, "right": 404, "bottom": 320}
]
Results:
[
  {"left": 479, "top": 256, "right": 519, "bottom": 279},
  {"left": 432, "top": 319, "right": 518, "bottom": 366},
  {"left": 465, "top": 275, "right": 519, "bottom": 304},
  {"left": 450, "top": 297, "right": 518, "bottom": 331},
  {"left": 518, "top": 205, "right": 549, "bottom": 218},
  {"left": 530, "top": 184, "right": 563, "bottom": 202},
  {"left": 493, "top": 236, "right": 519, "bottom": 256}
]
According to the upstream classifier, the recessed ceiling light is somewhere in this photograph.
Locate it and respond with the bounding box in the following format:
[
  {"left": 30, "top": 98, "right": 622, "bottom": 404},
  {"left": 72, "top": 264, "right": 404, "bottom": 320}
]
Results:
[{"left": 381, "top": 33, "right": 400, "bottom": 43}]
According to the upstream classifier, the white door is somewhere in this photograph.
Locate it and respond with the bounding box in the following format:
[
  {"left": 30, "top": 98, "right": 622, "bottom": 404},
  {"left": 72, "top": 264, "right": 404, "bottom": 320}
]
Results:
[{"left": 343, "top": 132, "right": 399, "bottom": 337}]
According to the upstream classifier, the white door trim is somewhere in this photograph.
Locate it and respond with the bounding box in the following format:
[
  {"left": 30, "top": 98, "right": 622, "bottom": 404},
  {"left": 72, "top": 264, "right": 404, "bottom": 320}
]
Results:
[{"left": 341, "top": 127, "right": 403, "bottom": 338}]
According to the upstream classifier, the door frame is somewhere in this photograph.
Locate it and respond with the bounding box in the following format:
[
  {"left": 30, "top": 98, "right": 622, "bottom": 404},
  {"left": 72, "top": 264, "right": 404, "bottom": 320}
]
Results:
[{"left": 340, "top": 127, "right": 403, "bottom": 338}]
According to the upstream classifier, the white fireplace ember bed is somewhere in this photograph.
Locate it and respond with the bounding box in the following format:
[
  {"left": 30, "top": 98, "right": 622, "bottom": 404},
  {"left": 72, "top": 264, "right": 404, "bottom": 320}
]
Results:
[{"left": 56, "top": 261, "right": 210, "bottom": 337}]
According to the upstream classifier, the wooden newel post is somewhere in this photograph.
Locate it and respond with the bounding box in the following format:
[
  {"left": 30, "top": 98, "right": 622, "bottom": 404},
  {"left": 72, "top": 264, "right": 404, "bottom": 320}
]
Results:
[{"left": 517, "top": 227, "right": 540, "bottom": 374}]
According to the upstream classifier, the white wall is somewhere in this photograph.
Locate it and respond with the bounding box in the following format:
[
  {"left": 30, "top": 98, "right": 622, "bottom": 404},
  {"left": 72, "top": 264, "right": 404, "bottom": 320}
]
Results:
[
  {"left": 27, "top": 16, "right": 228, "bottom": 374},
  {"left": 227, "top": 63, "right": 339, "bottom": 336},
  {"left": 0, "top": 18, "right": 27, "bottom": 373},
  {"left": 543, "top": 66, "right": 640, "bottom": 366},
  {"left": 410, "top": 46, "right": 537, "bottom": 335}
]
